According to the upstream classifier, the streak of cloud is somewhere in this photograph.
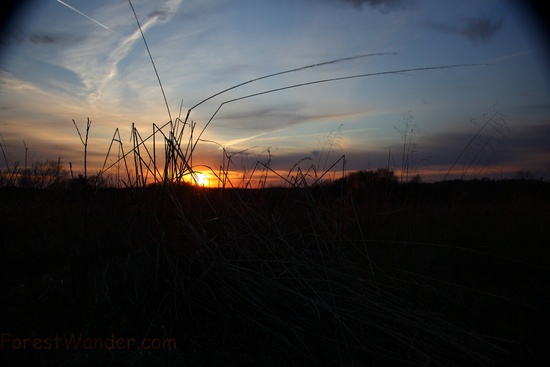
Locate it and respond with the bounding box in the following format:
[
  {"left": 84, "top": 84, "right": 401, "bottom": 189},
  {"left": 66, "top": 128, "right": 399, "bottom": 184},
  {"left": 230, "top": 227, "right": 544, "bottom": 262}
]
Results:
[
  {"left": 215, "top": 104, "right": 376, "bottom": 132},
  {"left": 0, "top": 70, "right": 41, "bottom": 92},
  {"left": 223, "top": 127, "right": 290, "bottom": 148},
  {"left": 487, "top": 49, "right": 540, "bottom": 64},
  {"left": 56, "top": 0, "right": 113, "bottom": 32}
]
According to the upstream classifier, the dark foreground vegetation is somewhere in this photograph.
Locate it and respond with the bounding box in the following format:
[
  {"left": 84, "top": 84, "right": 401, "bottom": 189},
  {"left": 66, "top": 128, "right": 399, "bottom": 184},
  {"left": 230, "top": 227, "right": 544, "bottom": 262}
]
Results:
[{"left": 1, "top": 175, "right": 549, "bottom": 366}]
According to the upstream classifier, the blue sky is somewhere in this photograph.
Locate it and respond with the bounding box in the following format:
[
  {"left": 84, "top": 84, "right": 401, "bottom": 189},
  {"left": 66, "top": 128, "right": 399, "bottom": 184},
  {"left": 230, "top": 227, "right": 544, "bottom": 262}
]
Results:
[{"left": 0, "top": 0, "right": 549, "bottom": 184}]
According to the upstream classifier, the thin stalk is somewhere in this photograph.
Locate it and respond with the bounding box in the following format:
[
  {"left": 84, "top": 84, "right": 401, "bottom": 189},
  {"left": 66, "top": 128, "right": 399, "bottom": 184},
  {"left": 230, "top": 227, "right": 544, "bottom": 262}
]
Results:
[
  {"left": 23, "top": 140, "right": 28, "bottom": 184},
  {"left": 72, "top": 117, "right": 91, "bottom": 179},
  {"left": 128, "top": 0, "right": 172, "bottom": 123},
  {"left": 0, "top": 136, "right": 11, "bottom": 179}
]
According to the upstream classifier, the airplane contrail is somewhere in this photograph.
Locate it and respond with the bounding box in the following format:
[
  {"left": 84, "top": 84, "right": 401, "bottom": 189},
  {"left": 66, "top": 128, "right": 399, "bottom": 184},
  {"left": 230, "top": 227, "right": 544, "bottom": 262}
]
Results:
[{"left": 56, "top": 0, "right": 113, "bottom": 32}]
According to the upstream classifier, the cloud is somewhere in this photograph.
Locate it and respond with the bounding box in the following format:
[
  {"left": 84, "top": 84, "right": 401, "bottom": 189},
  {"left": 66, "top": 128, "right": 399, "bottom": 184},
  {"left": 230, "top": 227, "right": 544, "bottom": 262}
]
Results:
[
  {"left": 29, "top": 33, "right": 58, "bottom": 45},
  {"left": 142, "top": 0, "right": 183, "bottom": 23},
  {"left": 461, "top": 16, "right": 504, "bottom": 43},
  {"left": 213, "top": 104, "right": 306, "bottom": 130},
  {"left": 148, "top": 9, "right": 170, "bottom": 21},
  {"left": 427, "top": 16, "right": 503, "bottom": 44},
  {"left": 507, "top": 123, "right": 550, "bottom": 155},
  {"left": 487, "top": 49, "right": 540, "bottom": 64},
  {"left": 29, "top": 33, "right": 84, "bottom": 46},
  {"left": 58, "top": 0, "right": 183, "bottom": 107},
  {"left": 336, "top": 0, "right": 412, "bottom": 12},
  {"left": 223, "top": 127, "right": 290, "bottom": 148},
  {"left": 0, "top": 69, "right": 41, "bottom": 92},
  {"left": 1, "top": 28, "right": 82, "bottom": 46},
  {"left": 417, "top": 121, "right": 550, "bottom": 176},
  {"left": 515, "top": 102, "right": 550, "bottom": 110},
  {"left": 212, "top": 102, "right": 374, "bottom": 133}
]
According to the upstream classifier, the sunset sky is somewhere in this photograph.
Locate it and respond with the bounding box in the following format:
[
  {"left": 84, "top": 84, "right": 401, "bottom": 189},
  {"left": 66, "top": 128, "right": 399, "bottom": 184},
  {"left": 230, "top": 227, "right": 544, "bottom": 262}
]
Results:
[{"left": 1, "top": 0, "right": 549, "bottom": 185}]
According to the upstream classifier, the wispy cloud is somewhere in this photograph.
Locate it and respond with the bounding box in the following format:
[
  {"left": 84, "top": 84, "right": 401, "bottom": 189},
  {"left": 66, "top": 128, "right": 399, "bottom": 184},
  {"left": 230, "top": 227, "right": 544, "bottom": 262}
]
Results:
[
  {"left": 213, "top": 103, "right": 376, "bottom": 133},
  {"left": 223, "top": 127, "right": 291, "bottom": 148},
  {"left": 487, "top": 49, "right": 540, "bottom": 64},
  {"left": 0, "top": 71, "right": 96, "bottom": 164},
  {"left": 0, "top": 70, "right": 42, "bottom": 92},
  {"left": 0, "top": 70, "right": 86, "bottom": 119},
  {"left": 59, "top": 0, "right": 183, "bottom": 109},
  {"left": 92, "top": 0, "right": 182, "bottom": 102}
]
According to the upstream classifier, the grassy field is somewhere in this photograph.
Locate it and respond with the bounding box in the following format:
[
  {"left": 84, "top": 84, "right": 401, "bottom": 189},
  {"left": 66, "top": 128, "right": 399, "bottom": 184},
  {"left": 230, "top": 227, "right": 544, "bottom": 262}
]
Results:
[{"left": 1, "top": 175, "right": 548, "bottom": 366}]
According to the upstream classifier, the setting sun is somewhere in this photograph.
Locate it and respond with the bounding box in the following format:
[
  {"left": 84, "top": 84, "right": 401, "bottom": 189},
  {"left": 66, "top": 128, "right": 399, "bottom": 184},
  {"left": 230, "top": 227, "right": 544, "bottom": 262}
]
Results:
[{"left": 192, "top": 172, "right": 210, "bottom": 187}]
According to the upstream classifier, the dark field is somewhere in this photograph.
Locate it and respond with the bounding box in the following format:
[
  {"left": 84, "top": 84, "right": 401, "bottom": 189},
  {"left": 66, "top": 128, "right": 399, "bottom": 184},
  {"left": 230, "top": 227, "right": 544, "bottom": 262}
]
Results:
[{"left": 1, "top": 178, "right": 549, "bottom": 366}]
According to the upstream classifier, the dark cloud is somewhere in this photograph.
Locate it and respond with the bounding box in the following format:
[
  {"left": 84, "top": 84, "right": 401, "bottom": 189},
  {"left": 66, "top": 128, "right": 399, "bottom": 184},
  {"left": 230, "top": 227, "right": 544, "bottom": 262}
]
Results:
[
  {"left": 148, "top": 2, "right": 182, "bottom": 22},
  {"left": 29, "top": 33, "right": 59, "bottom": 45},
  {"left": 420, "top": 131, "right": 499, "bottom": 166},
  {"left": 507, "top": 123, "right": 550, "bottom": 153},
  {"left": 515, "top": 103, "right": 550, "bottom": 110},
  {"left": 462, "top": 16, "right": 504, "bottom": 43},
  {"left": 29, "top": 32, "right": 84, "bottom": 46},
  {"left": 232, "top": 149, "right": 346, "bottom": 174},
  {"left": 418, "top": 122, "right": 550, "bottom": 173},
  {"left": 338, "top": 0, "right": 411, "bottom": 12},
  {"left": 148, "top": 9, "right": 169, "bottom": 22},
  {"left": 427, "top": 16, "right": 503, "bottom": 44},
  {"left": 1, "top": 29, "right": 83, "bottom": 46}
]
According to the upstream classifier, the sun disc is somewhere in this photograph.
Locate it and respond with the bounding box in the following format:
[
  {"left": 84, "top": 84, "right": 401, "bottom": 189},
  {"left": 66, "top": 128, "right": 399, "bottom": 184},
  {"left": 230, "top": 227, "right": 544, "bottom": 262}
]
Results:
[{"left": 194, "top": 172, "right": 210, "bottom": 187}]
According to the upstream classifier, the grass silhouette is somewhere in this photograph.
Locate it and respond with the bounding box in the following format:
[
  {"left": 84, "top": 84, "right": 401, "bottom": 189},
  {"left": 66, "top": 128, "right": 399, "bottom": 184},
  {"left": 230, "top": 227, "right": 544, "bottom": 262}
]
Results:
[{"left": 1, "top": 178, "right": 548, "bottom": 366}]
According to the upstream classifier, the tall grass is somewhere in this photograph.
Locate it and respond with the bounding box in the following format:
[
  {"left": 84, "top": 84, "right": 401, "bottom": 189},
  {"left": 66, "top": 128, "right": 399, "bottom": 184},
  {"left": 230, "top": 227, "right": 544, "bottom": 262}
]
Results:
[
  {"left": 90, "top": 1, "right": 488, "bottom": 190},
  {"left": 2, "top": 174, "right": 548, "bottom": 365}
]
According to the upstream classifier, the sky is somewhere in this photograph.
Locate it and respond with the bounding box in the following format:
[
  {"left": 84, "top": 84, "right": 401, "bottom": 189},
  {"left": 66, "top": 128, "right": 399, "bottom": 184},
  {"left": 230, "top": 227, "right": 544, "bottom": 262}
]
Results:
[{"left": 0, "top": 0, "right": 549, "bottom": 186}]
